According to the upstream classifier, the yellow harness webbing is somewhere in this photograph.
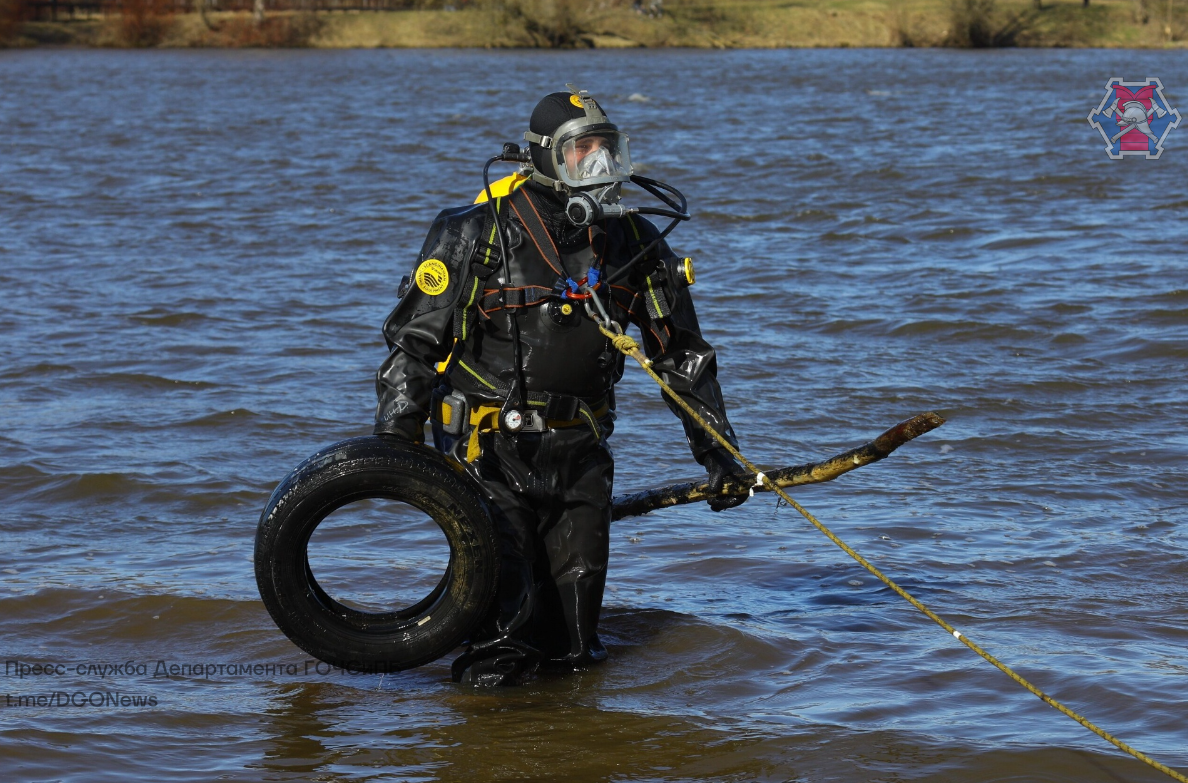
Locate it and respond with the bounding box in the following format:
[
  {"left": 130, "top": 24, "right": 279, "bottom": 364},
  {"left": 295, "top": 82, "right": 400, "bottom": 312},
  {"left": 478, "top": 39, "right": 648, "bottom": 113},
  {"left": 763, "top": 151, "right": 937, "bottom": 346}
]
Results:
[{"left": 463, "top": 402, "right": 610, "bottom": 463}]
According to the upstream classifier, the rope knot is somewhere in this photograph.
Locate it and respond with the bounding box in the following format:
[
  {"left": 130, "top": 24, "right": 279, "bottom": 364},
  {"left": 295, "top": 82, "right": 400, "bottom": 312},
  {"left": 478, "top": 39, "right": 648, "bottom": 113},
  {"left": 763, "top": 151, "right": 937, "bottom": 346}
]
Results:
[{"left": 609, "top": 333, "right": 639, "bottom": 354}]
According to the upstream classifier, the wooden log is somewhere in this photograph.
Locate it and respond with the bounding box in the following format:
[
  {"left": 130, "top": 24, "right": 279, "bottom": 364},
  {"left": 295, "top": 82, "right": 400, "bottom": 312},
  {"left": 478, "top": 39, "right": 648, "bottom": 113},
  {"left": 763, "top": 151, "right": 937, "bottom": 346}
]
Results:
[{"left": 611, "top": 412, "right": 946, "bottom": 521}]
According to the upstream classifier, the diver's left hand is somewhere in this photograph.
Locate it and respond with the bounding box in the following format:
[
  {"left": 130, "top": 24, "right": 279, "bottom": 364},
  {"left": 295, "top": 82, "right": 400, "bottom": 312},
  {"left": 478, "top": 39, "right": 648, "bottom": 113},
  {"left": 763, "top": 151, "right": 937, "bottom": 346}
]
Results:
[{"left": 702, "top": 449, "right": 749, "bottom": 512}]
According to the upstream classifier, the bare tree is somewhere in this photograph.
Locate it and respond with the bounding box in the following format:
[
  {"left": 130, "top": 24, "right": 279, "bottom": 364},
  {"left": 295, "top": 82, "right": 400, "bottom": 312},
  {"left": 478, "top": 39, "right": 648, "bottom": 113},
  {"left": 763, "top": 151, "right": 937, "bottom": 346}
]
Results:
[
  {"left": 197, "top": 0, "right": 220, "bottom": 30},
  {"left": 0, "top": 0, "right": 20, "bottom": 44}
]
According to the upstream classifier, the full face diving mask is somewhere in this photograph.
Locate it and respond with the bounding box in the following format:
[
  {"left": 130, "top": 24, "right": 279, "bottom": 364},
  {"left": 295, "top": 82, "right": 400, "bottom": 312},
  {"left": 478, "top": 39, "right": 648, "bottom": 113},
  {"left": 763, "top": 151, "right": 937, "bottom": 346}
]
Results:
[
  {"left": 552, "top": 123, "right": 632, "bottom": 190},
  {"left": 523, "top": 85, "right": 634, "bottom": 225},
  {"left": 512, "top": 85, "right": 686, "bottom": 232}
]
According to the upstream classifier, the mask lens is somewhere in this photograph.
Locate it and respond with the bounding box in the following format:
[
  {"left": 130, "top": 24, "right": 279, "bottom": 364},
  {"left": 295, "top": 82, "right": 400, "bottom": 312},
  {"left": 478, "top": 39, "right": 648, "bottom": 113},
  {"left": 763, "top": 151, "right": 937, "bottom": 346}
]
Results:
[
  {"left": 579, "top": 147, "right": 614, "bottom": 178},
  {"left": 559, "top": 132, "right": 631, "bottom": 186}
]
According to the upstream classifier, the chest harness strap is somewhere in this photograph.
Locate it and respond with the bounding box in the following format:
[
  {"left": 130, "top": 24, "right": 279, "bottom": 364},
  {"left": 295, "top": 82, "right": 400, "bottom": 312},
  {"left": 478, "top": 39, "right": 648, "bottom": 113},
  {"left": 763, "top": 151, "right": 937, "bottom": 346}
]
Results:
[{"left": 509, "top": 187, "right": 606, "bottom": 302}]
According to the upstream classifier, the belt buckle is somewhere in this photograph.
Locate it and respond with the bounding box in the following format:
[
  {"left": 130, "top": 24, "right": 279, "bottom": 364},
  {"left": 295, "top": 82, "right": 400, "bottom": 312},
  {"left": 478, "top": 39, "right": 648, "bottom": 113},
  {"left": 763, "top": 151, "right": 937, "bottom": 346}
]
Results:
[{"left": 521, "top": 410, "right": 547, "bottom": 432}]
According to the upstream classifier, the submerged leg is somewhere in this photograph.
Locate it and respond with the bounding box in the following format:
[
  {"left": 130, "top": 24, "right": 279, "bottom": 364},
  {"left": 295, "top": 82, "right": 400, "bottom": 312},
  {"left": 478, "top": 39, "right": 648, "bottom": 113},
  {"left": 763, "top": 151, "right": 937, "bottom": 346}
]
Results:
[
  {"left": 539, "top": 431, "right": 614, "bottom": 667},
  {"left": 451, "top": 439, "right": 547, "bottom": 685}
]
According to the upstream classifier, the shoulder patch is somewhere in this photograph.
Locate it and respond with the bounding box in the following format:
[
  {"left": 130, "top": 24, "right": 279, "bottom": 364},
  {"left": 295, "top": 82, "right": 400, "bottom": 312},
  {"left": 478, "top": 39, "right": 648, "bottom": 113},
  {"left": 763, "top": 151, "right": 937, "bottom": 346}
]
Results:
[{"left": 415, "top": 259, "right": 449, "bottom": 296}]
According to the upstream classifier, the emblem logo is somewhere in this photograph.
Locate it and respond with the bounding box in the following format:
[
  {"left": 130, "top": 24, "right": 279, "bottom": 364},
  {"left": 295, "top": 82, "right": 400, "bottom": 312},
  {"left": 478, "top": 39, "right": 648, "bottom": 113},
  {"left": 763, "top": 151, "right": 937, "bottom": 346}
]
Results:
[
  {"left": 1087, "top": 77, "right": 1181, "bottom": 160},
  {"left": 415, "top": 259, "right": 449, "bottom": 296},
  {"left": 569, "top": 94, "right": 586, "bottom": 109}
]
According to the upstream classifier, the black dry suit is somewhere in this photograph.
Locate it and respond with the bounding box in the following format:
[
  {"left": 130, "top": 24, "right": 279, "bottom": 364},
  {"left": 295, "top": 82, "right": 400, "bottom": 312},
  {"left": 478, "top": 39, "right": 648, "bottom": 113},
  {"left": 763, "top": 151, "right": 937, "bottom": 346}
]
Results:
[{"left": 373, "top": 181, "right": 739, "bottom": 684}]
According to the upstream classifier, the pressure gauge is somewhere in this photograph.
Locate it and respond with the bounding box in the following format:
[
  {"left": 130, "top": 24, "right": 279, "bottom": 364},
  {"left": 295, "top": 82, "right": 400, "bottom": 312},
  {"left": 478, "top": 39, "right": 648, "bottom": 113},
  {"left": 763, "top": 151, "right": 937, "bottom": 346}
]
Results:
[{"left": 502, "top": 409, "right": 524, "bottom": 434}]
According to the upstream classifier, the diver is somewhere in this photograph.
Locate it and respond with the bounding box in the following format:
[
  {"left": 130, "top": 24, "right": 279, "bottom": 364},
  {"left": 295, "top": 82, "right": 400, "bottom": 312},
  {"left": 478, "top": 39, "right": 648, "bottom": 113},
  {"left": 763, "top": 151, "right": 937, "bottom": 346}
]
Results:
[{"left": 373, "top": 85, "right": 748, "bottom": 686}]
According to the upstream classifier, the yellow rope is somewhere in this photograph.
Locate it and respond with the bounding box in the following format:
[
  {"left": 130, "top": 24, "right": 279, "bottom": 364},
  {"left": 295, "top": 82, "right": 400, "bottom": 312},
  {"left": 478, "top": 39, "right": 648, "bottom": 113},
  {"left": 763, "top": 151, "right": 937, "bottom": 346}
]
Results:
[{"left": 599, "top": 324, "right": 1187, "bottom": 783}]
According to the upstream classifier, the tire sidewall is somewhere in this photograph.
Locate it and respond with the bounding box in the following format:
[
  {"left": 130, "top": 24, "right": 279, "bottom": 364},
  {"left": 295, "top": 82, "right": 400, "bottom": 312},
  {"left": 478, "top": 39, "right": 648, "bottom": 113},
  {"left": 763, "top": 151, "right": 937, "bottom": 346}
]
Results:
[{"left": 255, "top": 437, "right": 498, "bottom": 672}]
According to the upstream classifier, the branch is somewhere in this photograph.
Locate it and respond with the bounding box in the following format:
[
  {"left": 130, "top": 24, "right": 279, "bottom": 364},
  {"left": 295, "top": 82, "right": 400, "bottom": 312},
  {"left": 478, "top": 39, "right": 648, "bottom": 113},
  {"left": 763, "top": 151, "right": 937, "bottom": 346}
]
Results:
[{"left": 611, "top": 412, "right": 946, "bottom": 521}]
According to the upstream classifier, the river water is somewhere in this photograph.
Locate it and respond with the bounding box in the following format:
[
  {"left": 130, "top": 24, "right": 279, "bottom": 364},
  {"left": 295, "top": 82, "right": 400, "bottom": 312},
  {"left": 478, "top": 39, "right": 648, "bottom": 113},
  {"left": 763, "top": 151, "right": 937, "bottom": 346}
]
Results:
[{"left": 2, "top": 48, "right": 1186, "bottom": 782}]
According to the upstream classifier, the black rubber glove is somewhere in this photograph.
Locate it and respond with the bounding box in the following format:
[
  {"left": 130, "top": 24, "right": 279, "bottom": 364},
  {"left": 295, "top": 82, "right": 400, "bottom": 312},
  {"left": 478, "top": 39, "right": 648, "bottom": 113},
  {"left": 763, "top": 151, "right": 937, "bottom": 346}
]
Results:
[{"left": 701, "top": 448, "right": 749, "bottom": 512}]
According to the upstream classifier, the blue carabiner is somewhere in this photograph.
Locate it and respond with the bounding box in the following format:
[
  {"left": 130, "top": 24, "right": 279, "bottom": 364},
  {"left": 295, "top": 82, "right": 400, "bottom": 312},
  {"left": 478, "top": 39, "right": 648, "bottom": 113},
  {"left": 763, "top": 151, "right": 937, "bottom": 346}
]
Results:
[
  {"left": 559, "top": 267, "right": 601, "bottom": 300},
  {"left": 560, "top": 276, "right": 581, "bottom": 300}
]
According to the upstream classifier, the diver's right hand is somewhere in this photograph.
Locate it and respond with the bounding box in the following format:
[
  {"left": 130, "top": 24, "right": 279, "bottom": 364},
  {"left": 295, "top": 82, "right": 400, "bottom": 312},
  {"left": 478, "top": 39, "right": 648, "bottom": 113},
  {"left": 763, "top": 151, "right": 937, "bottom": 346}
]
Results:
[{"left": 702, "top": 449, "right": 749, "bottom": 513}]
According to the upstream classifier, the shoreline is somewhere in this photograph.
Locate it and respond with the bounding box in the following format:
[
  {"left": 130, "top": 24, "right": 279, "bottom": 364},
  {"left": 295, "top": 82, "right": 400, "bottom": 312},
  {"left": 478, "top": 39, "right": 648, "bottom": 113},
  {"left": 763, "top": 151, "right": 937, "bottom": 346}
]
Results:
[{"left": 5, "top": 0, "right": 1187, "bottom": 49}]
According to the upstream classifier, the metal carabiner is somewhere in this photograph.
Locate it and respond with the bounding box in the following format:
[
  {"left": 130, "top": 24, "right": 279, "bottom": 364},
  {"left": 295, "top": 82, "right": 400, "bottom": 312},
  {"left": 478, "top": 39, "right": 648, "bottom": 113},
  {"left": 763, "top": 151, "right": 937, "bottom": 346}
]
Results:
[{"left": 581, "top": 285, "right": 621, "bottom": 335}]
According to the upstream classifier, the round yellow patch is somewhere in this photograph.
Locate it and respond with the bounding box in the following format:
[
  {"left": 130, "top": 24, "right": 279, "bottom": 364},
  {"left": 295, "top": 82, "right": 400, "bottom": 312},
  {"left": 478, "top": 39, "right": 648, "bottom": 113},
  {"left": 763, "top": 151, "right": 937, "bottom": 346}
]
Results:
[
  {"left": 560, "top": 303, "right": 574, "bottom": 316},
  {"left": 569, "top": 94, "right": 585, "bottom": 108},
  {"left": 682, "top": 257, "right": 696, "bottom": 286},
  {"left": 415, "top": 259, "right": 449, "bottom": 296}
]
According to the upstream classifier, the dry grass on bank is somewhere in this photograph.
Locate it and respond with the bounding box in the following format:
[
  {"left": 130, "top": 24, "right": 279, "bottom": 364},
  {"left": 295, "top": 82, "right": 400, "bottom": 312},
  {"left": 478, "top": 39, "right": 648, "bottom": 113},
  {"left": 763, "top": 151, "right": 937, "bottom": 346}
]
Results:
[
  {"left": 315, "top": 0, "right": 1188, "bottom": 48},
  {"left": 12, "top": 10, "right": 324, "bottom": 47},
  {"left": 6, "top": 0, "right": 1188, "bottom": 48}
]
